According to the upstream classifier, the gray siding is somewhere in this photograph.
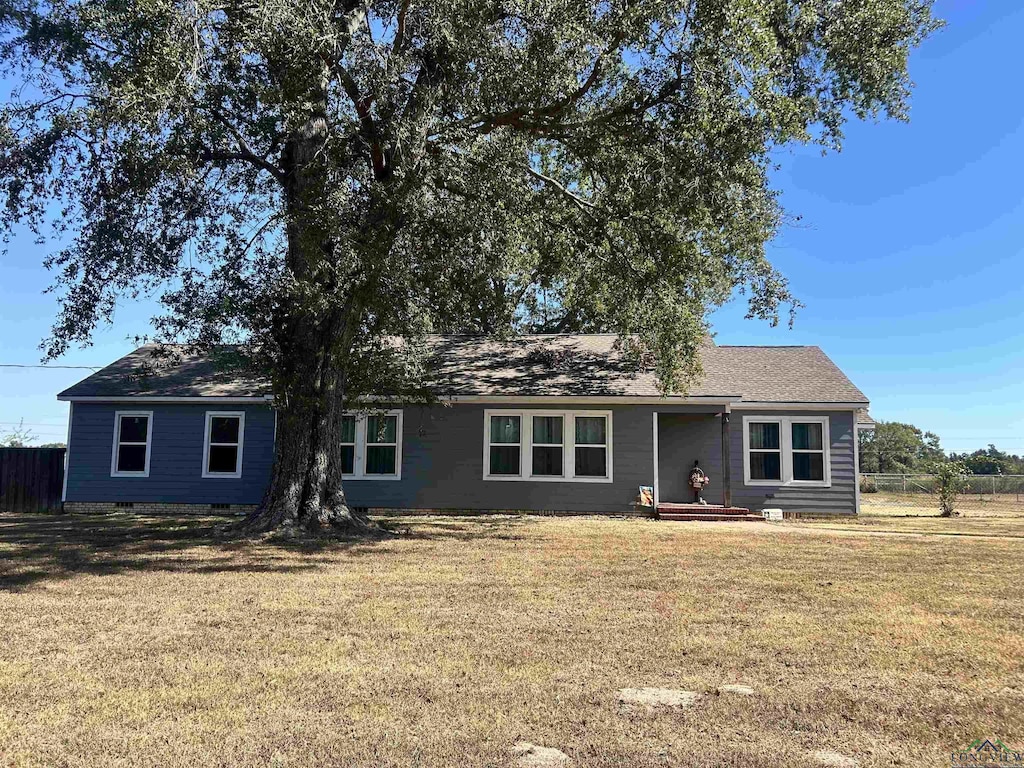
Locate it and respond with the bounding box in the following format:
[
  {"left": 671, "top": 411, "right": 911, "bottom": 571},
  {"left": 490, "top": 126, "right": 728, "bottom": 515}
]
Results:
[
  {"left": 728, "top": 410, "right": 856, "bottom": 515},
  {"left": 344, "top": 403, "right": 661, "bottom": 513},
  {"left": 65, "top": 400, "right": 856, "bottom": 515},
  {"left": 657, "top": 413, "right": 725, "bottom": 504},
  {"left": 66, "top": 403, "right": 275, "bottom": 505}
]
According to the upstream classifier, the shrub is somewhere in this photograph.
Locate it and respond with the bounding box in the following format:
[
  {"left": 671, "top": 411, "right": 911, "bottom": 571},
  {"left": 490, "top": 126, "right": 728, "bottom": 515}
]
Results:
[
  {"left": 859, "top": 476, "right": 878, "bottom": 494},
  {"left": 933, "top": 461, "right": 971, "bottom": 517}
]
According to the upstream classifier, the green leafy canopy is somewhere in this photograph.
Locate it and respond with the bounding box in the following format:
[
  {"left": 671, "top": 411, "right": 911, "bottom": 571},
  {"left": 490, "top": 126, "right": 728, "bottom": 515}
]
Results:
[{"left": 0, "top": 0, "right": 939, "bottom": 394}]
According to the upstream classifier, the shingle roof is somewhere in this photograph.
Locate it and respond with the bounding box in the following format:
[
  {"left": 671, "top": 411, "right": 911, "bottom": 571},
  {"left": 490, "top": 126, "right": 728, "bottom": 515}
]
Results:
[
  {"left": 58, "top": 335, "right": 869, "bottom": 404},
  {"left": 59, "top": 345, "right": 269, "bottom": 399},
  {"left": 856, "top": 408, "right": 876, "bottom": 427}
]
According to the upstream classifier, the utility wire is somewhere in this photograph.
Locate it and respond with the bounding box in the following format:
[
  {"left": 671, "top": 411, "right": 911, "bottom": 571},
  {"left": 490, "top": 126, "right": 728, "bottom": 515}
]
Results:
[
  {"left": 0, "top": 364, "right": 101, "bottom": 370},
  {"left": 0, "top": 423, "right": 71, "bottom": 430}
]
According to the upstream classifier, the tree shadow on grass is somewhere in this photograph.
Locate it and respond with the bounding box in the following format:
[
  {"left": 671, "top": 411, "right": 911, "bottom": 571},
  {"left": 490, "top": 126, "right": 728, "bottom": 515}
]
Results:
[
  {"left": 0, "top": 511, "right": 559, "bottom": 591},
  {"left": 376, "top": 512, "right": 551, "bottom": 543},
  {"left": 0, "top": 512, "right": 399, "bottom": 591}
]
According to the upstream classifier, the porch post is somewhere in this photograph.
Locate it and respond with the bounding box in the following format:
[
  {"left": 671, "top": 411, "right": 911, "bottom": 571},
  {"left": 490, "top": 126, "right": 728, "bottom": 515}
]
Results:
[
  {"left": 721, "top": 411, "right": 732, "bottom": 507},
  {"left": 652, "top": 411, "right": 659, "bottom": 508}
]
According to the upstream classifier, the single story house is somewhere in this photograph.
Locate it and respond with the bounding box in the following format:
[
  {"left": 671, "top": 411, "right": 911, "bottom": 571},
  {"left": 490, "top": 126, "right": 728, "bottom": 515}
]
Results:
[{"left": 58, "top": 335, "right": 869, "bottom": 516}]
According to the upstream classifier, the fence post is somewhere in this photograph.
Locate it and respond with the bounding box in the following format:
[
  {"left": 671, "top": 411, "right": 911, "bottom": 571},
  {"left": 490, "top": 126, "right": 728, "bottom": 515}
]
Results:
[
  {"left": 902, "top": 475, "right": 906, "bottom": 493},
  {"left": 993, "top": 475, "right": 997, "bottom": 497}
]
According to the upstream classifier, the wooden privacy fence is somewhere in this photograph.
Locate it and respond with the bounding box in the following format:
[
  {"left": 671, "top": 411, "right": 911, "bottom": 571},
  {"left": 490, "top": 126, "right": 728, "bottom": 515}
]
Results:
[{"left": 0, "top": 447, "right": 65, "bottom": 513}]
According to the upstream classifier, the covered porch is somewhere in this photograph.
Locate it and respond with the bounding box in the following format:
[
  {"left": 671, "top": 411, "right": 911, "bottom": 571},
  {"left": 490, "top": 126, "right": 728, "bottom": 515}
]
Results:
[{"left": 653, "top": 407, "right": 758, "bottom": 521}]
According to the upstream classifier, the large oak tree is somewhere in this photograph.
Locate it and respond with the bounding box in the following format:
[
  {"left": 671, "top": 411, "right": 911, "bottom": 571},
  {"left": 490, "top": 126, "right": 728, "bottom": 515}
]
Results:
[{"left": 0, "top": 0, "right": 937, "bottom": 532}]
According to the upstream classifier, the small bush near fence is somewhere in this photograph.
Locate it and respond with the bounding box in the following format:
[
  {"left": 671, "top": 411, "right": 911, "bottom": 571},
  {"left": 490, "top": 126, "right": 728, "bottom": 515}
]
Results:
[{"left": 859, "top": 473, "right": 1024, "bottom": 516}]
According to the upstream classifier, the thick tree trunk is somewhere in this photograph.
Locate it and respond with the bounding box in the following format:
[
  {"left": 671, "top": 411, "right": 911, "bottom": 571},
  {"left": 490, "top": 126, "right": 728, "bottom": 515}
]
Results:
[
  {"left": 239, "top": 371, "right": 371, "bottom": 535},
  {"left": 237, "top": 254, "right": 375, "bottom": 535},
  {"left": 237, "top": 87, "right": 378, "bottom": 536},
  {"left": 238, "top": 299, "right": 376, "bottom": 535}
]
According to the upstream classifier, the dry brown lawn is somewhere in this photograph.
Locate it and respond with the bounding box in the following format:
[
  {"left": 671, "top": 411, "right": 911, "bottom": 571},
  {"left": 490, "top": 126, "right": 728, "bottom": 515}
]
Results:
[
  {"left": 861, "top": 491, "right": 1024, "bottom": 520},
  {"left": 0, "top": 512, "right": 1022, "bottom": 767}
]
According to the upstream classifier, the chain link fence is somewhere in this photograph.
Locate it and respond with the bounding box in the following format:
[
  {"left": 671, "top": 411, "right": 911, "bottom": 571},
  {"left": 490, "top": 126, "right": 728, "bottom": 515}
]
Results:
[{"left": 859, "top": 473, "right": 1024, "bottom": 516}]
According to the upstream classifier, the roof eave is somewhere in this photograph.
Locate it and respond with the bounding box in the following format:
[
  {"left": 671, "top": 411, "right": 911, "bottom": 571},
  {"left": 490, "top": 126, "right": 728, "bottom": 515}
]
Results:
[
  {"left": 57, "top": 394, "right": 868, "bottom": 408},
  {"left": 731, "top": 400, "right": 869, "bottom": 410},
  {"left": 57, "top": 394, "right": 274, "bottom": 403}
]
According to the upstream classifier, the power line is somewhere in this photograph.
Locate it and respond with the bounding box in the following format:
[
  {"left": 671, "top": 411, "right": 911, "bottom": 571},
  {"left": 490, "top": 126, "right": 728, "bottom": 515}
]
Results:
[
  {"left": 0, "top": 364, "right": 100, "bottom": 370},
  {"left": 0, "top": 423, "right": 68, "bottom": 430}
]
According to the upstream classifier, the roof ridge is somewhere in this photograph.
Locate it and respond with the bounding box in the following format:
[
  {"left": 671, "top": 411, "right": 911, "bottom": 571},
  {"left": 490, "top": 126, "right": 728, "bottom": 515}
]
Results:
[{"left": 58, "top": 339, "right": 868, "bottom": 404}]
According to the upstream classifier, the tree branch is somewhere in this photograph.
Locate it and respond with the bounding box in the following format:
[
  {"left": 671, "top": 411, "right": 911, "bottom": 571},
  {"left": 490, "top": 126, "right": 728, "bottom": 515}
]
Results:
[
  {"left": 527, "top": 167, "right": 599, "bottom": 218},
  {"left": 207, "top": 109, "right": 285, "bottom": 183},
  {"left": 200, "top": 148, "right": 285, "bottom": 183},
  {"left": 337, "top": 66, "right": 388, "bottom": 179},
  {"left": 392, "top": 0, "right": 410, "bottom": 56},
  {"left": 466, "top": 31, "right": 626, "bottom": 135}
]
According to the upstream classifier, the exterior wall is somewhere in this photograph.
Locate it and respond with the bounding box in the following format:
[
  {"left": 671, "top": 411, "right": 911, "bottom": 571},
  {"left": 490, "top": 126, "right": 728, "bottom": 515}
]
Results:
[
  {"left": 65, "top": 400, "right": 662, "bottom": 513},
  {"left": 63, "top": 400, "right": 856, "bottom": 516},
  {"left": 655, "top": 409, "right": 857, "bottom": 515},
  {"left": 65, "top": 403, "right": 275, "bottom": 505},
  {"left": 343, "top": 403, "right": 669, "bottom": 513},
  {"left": 65, "top": 501, "right": 255, "bottom": 515},
  {"left": 728, "top": 410, "right": 857, "bottom": 515},
  {"left": 657, "top": 413, "right": 724, "bottom": 504}
]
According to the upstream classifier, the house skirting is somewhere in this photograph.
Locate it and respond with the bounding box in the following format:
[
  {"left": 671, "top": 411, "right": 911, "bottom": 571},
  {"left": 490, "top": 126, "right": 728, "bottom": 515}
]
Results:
[
  {"left": 63, "top": 502, "right": 649, "bottom": 518},
  {"left": 366, "top": 507, "right": 651, "bottom": 517},
  {"left": 64, "top": 501, "right": 255, "bottom": 515}
]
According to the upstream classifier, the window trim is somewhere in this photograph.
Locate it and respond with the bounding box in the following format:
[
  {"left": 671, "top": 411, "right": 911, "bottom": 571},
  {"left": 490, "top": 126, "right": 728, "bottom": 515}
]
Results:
[
  {"left": 110, "top": 410, "right": 153, "bottom": 478},
  {"left": 742, "top": 415, "right": 831, "bottom": 488},
  {"left": 340, "top": 414, "right": 357, "bottom": 476},
  {"left": 342, "top": 410, "right": 403, "bottom": 481},
  {"left": 573, "top": 413, "right": 611, "bottom": 480},
  {"left": 745, "top": 418, "right": 784, "bottom": 483},
  {"left": 529, "top": 412, "right": 566, "bottom": 478},
  {"left": 486, "top": 412, "right": 523, "bottom": 477},
  {"left": 482, "top": 409, "right": 613, "bottom": 483},
  {"left": 202, "top": 411, "right": 245, "bottom": 479}
]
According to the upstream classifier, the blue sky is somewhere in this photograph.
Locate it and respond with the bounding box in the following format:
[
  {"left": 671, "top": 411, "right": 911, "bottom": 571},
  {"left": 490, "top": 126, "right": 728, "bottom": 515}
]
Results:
[{"left": 1, "top": 0, "right": 1022, "bottom": 453}]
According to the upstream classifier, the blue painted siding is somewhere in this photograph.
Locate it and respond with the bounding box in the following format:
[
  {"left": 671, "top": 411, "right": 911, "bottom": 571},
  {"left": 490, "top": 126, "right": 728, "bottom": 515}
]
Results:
[
  {"left": 66, "top": 403, "right": 275, "bottom": 504},
  {"left": 65, "top": 401, "right": 857, "bottom": 515}
]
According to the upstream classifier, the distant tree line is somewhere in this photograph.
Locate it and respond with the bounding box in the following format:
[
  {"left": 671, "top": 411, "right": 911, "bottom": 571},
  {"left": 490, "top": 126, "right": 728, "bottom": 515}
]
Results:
[
  {"left": 0, "top": 419, "right": 64, "bottom": 449},
  {"left": 859, "top": 422, "right": 1023, "bottom": 475},
  {"left": 947, "top": 445, "right": 1024, "bottom": 476}
]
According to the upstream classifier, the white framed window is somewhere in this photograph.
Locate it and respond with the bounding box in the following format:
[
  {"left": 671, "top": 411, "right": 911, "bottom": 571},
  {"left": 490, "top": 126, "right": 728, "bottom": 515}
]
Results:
[
  {"left": 483, "top": 409, "right": 613, "bottom": 483},
  {"left": 746, "top": 419, "right": 782, "bottom": 482},
  {"left": 791, "top": 420, "right": 827, "bottom": 483},
  {"left": 742, "top": 415, "right": 831, "bottom": 487},
  {"left": 487, "top": 413, "right": 522, "bottom": 476},
  {"left": 574, "top": 415, "right": 609, "bottom": 478},
  {"left": 203, "top": 411, "right": 245, "bottom": 478},
  {"left": 531, "top": 414, "right": 564, "bottom": 477},
  {"left": 343, "top": 410, "right": 403, "bottom": 480},
  {"left": 111, "top": 411, "right": 153, "bottom": 477},
  {"left": 365, "top": 413, "right": 400, "bottom": 476},
  {"left": 340, "top": 414, "right": 357, "bottom": 475}
]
